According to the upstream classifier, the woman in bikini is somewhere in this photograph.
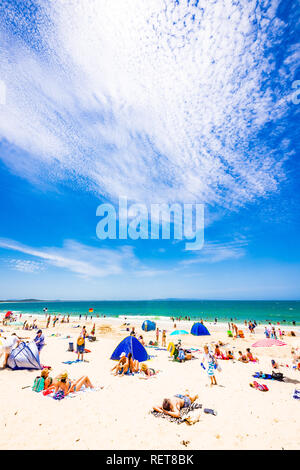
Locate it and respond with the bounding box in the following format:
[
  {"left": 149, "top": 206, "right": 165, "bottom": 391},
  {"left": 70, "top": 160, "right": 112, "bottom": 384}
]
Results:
[
  {"left": 53, "top": 372, "right": 94, "bottom": 396},
  {"left": 111, "top": 353, "right": 127, "bottom": 375},
  {"left": 238, "top": 351, "right": 249, "bottom": 363},
  {"left": 140, "top": 363, "right": 159, "bottom": 377},
  {"left": 246, "top": 348, "right": 259, "bottom": 362}
]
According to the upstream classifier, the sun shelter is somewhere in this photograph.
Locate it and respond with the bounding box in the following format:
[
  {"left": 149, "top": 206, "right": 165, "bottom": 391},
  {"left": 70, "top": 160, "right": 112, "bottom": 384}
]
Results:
[
  {"left": 142, "top": 320, "right": 156, "bottom": 332},
  {"left": 190, "top": 322, "right": 210, "bottom": 336},
  {"left": 110, "top": 336, "right": 148, "bottom": 362},
  {"left": 7, "top": 341, "right": 42, "bottom": 370}
]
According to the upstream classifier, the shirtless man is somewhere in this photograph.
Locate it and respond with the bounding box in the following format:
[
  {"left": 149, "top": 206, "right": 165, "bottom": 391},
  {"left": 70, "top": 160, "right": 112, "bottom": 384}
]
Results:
[{"left": 153, "top": 392, "right": 198, "bottom": 418}]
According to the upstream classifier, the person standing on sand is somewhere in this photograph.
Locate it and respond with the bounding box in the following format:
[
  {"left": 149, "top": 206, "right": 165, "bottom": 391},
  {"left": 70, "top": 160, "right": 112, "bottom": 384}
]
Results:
[
  {"left": 162, "top": 330, "right": 166, "bottom": 347},
  {"left": 34, "top": 329, "right": 45, "bottom": 356},
  {"left": 202, "top": 345, "right": 217, "bottom": 386},
  {"left": 156, "top": 327, "right": 159, "bottom": 344}
]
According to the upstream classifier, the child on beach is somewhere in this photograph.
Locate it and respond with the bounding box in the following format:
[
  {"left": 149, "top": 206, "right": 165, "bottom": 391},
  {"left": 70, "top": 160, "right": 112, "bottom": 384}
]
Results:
[
  {"left": 76, "top": 334, "right": 85, "bottom": 361},
  {"left": 202, "top": 345, "right": 217, "bottom": 386}
]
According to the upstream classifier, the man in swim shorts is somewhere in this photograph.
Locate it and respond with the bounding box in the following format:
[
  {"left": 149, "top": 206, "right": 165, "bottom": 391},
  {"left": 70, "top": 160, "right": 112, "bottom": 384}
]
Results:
[{"left": 153, "top": 393, "right": 198, "bottom": 418}]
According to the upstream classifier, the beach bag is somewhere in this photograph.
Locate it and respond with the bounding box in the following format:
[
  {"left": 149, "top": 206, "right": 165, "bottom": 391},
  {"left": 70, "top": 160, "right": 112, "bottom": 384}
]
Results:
[
  {"left": 68, "top": 342, "right": 74, "bottom": 351},
  {"left": 32, "top": 376, "right": 45, "bottom": 392},
  {"left": 272, "top": 371, "right": 284, "bottom": 381}
]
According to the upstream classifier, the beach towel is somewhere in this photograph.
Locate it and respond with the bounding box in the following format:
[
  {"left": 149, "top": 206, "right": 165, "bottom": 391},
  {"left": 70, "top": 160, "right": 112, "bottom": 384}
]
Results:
[
  {"left": 253, "top": 372, "right": 273, "bottom": 380},
  {"left": 271, "top": 371, "right": 284, "bottom": 382},
  {"left": 151, "top": 402, "right": 203, "bottom": 424},
  {"left": 32, "top": 376, "right": 45, "bottom": 392},
  {"left": 250, "top": 381, "right": 269, "bottom": 391},
  {"left": 62, "top": 359, "right": 82, "bottom": 365}
]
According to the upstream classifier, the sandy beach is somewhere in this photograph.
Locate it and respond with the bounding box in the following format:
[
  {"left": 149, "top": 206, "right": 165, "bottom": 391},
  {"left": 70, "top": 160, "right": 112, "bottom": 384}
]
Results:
[{"left": 0, "top": 315, "right": 299, "bottom": 450}]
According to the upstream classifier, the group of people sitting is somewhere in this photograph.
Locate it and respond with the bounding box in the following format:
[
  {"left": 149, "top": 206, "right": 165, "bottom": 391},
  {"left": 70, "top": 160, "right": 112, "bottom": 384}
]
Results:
[
  {"left": 35, "top": 368, "right": 94, "bottom": 397},
  {"left": 111, "top": 352, "right": 159, "bottom": 378},
  {"left": 213, "top": 343, "right": 258, "bottom": 363}
]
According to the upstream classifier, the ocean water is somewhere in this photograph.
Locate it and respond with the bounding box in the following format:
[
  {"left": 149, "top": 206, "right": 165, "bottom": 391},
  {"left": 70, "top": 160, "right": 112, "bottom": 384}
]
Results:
[{"left": 0, "top": 300, "right": 299, "bottom": 325}]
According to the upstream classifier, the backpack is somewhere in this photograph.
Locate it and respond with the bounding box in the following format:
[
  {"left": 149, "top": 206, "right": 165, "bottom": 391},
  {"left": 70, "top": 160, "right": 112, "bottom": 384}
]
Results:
[
  {"left": 272, "top": 371, "right": 284, "bottom": 381},
  {"left": 32, "top": 376, "right": 45, "bottom": 392}
]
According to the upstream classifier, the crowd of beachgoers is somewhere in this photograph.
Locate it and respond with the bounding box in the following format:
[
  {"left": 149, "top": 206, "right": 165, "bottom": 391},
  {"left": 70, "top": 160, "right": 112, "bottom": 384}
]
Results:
[{"left": 0, "top": 311, "right": 299, "bottom": 449}]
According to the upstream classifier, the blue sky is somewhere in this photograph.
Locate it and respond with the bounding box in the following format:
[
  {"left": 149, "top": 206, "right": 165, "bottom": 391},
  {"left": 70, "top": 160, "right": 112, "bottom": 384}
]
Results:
[{"left": 0, "top": 0, "right": 299, "bottom": 300}]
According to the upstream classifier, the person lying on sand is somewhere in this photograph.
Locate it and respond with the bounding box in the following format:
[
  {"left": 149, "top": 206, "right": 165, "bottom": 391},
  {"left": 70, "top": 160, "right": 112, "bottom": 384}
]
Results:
[
  {"left": 140, "top": 363, "right": 159, "bottom": 377},
  {"left": 153, "top": 393, "right": 199, "bottom": 418},
  {"left": 53, "top": 372, "right": 94, "bottom": 396},
  {"left": 238, "top": 351, "right": 249, "bottom": 363}
]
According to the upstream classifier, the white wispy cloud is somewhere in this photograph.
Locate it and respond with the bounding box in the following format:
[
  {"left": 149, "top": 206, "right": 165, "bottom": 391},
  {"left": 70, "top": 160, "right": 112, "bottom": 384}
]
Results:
[
  {"left": 0, "top": 0, "right": 295, "bottom": 210},
  {"left": 181, "top": 239, "right": 247, "bottom": 264},
  {"left": 0, "top": 238, "right": 167, "bottom": 278},
  {"left": 8, "top": 258, "right": 45, "bottom": 273}
]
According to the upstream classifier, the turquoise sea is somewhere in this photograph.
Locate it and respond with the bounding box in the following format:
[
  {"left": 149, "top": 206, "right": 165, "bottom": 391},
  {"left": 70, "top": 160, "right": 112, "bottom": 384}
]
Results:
[{"left": 0, "top": 300, "right": 299, "bottom": 325}]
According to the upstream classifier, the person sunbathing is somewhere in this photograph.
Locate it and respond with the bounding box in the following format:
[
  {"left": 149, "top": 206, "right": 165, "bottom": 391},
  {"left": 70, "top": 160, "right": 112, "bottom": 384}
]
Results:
[
  {"left": 238, "top": 351, "right": 249, "bottom": 363},
  {"left": 111, "top": 352, "right": 127, "bottom": 375},
  {"left": 140, "top": 363, "right": 159, "bottom": 377},
  {"left": 225, "top": 350, "right": 234, "bottom": 359},
  {"left": 153, "top": 393, "right": 198, "bottom": 418},
  {"left": 53, "top": 372, "right": 94, "bottom": 396},
  {"left": 124, "top": 352, "right": 139, "bottom": 374},
  {"left": 40, "top": 368, "right": 56, "bottom": 390},
  {"left": 214, "top": 345, "right": 226, "bottom": 359},
  {"left": 246, "top": 348, "right": 259, "bottom": 362}
]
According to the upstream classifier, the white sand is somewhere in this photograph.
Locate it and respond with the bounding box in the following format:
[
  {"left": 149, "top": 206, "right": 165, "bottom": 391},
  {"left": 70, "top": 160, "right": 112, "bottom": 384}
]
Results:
[{"left": 0, "top": 316, "right": 299, "bottom": 450}]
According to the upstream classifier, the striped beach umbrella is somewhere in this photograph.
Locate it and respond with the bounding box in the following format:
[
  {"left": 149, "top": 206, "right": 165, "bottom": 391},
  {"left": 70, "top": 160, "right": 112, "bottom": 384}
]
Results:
[{"left": 252, "top": 338, "right": 286, "bottom": 347}]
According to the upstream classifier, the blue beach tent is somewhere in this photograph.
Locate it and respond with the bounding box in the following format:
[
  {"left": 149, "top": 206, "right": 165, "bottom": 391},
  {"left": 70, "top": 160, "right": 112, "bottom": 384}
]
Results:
[
  {"left": 7, "top": 341, "right": 42, "bottom": 370},
  {"left": 191, "top": 322, "right": 210, "bottom": 336},
  {"left": 110, "top": 336, "right": 148, "bottom": 362},
  {"left": 141, "top": 320, "right": 156, "bottom": 332}
]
